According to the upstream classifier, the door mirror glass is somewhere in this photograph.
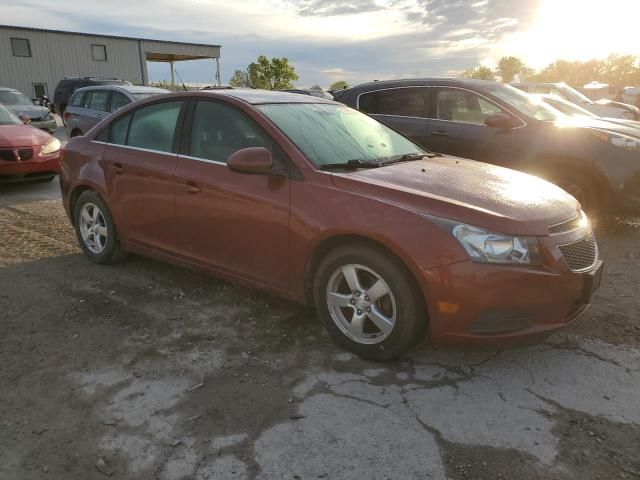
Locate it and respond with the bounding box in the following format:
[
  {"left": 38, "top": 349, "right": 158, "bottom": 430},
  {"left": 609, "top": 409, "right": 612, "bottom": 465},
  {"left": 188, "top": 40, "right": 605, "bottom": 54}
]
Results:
[
  {"left": 227, "top": 147, "right": 273, "bottom": 174},
  {"left": 484, "top": 113, "right": 516, "bottom": 128}
]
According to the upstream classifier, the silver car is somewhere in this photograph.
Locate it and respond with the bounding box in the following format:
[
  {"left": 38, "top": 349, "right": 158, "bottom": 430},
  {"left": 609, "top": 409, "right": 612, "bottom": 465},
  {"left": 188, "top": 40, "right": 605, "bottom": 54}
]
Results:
[
  {"left": 64, "top": 85, "right": 169, "bottom": 137},
  {"left": 0, "top": 87, "right": 57, "bottom": 133}
]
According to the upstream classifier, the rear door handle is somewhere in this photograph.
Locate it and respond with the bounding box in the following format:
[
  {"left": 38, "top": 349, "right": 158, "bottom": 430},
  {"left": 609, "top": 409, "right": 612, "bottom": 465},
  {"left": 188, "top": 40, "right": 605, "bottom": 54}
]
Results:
[
  {"left": 109, "top": 162, "right": 124, "bottom": 174},
  {"left": 431, "top": 130, "right": 451, "bottom": 137},
  {"left": 185, "top": 181, "right": 201, "bottom": 194}
]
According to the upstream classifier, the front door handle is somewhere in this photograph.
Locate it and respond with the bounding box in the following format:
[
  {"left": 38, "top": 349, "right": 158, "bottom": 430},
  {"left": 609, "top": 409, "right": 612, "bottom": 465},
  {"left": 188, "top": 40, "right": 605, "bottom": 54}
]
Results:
[
  {"left": 431, "top": 130, "right": 451, "bottom": 137},
  {"left": 185, "top": 181, "right": 201, "bottom": 194},
  {"left": 109, "top": 162, "right": 124, "bottom": 174}
]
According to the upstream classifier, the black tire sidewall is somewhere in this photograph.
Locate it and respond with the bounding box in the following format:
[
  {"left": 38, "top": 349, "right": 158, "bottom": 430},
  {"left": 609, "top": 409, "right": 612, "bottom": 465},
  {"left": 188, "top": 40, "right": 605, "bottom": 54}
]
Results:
[
  {"left": 73, "top": 191, "right": 121, "bottom": 264},
  {"left": 313, "top": 245, "right": 425, "bottom": 361}
]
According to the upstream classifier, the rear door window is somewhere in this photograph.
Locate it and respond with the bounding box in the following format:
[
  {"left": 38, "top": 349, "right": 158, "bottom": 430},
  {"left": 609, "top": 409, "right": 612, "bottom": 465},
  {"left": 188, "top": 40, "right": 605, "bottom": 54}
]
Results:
[
  {"left": 359, "top": 88, "right": 428, "bottom": 118},
  {"left": 436, "top": 88, "right": 503, "bottom": 125},
  {"left": 188, "top": 100, "right": 271, "bottom": 163},
  {"left": 69, "top": 92, "right": 85, "bottom": 107},
  {"left": 110, "top": 92, "right": 130, "bottom": 112},
  {"left": 127, "top": 101, "right": 183, "bottom": 153},
  {"left": 88, "top": 90, "right": 110, "bottom": 112}
]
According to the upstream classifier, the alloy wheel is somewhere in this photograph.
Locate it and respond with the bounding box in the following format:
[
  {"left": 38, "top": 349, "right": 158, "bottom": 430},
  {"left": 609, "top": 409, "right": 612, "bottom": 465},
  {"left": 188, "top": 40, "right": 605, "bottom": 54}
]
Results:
[
  {"left": 79, "top": 202, "right": 108, "bottom": 254},
  {"left": 326, "top": 264, "right": 397, "bottom": 345}
]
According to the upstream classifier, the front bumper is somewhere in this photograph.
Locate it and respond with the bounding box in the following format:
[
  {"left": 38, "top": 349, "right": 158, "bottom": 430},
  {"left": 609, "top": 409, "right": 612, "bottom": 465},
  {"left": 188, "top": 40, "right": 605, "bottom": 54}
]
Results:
[
  {"left": 31, "top": 118, "right": 58, "bottom": 133},
  {"left": 0, "top": 155, "right": 60, "bottom": 182},
  {"left": 420, "top": 254, "right": 603, "bottom": 346}
]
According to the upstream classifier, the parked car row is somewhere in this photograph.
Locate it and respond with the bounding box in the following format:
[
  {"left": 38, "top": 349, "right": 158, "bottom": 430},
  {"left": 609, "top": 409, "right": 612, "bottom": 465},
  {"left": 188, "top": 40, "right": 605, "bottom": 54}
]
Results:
[
  {"left": 60, "top": 89, "right": 604, "bottom": 360},
  {"left": 0, "top": 87, "right": 57, "bottom": 133},
  {"left": 0, "top": 103, "right": 60, "bottom": 183},
  {"left": 333, "top": 79, "right": 640, "bottom": 217},
  {"left": 513, "top": 82, "right": 640, "bottom": 120}
]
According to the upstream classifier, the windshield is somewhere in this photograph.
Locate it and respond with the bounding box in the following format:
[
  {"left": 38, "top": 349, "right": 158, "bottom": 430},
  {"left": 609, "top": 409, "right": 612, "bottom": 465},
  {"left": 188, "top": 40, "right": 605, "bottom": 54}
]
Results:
[
  {"left": 0, "top": 90, "right": 33, "bottom": 106},
  {"left": 0, "top": 104, "right": 21, "bottom": 125},
  {"left": 485, "top": 85, "right": 560, "bottom": 121},
  {"left": 256, "top": 103, "right": 425, "bottom": 167},
  {"left": 543, "top": 96, "right": 597, "bottom": 118},
  {"left": 556, "top": 84, "right": 593, "bottom": 105}
]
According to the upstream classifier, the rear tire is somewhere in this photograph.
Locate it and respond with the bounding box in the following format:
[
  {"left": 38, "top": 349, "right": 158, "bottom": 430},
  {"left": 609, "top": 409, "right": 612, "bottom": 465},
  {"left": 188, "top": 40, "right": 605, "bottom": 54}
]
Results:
[
  {"left": 73, "top": 190, "right": 127, "bottom": 264},
  {"left": 313, "top": 244, "right": 426, "bottom": 361}
]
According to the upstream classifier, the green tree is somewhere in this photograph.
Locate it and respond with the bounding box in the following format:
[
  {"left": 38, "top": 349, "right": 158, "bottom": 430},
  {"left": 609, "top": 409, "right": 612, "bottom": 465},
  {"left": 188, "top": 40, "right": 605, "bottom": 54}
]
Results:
[
  {"left": 601, "top": 54, "right": 640, "bottom": 86},
  {"left": 329, "top": 80, "right": 349, "bottom": 90},
  {"left": 497, "top": 56, "right": 525, "bottom": 83},
  {"left": 310, "top": 84, "right": 323, "bottom": 91},
  {"left": 461, "top": 66, "right": 496, "bottom": 81},
  {"left": 229, "top": 69, "right": 250, "bottom": 87},
  {"left": 229, "top": 56, "right": 299, "bottom": 90}
]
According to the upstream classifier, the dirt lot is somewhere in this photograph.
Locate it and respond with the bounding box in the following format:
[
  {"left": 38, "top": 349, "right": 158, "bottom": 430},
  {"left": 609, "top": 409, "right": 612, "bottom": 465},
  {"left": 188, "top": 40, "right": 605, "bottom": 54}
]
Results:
[{"left": 1, "top": 177, "right": 639, "bottom": 480}]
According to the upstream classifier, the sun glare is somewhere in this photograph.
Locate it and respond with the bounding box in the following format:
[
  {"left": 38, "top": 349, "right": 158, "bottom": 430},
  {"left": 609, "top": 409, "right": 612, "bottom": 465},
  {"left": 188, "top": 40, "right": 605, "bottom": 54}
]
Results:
[{"left": 500, "top": 0, "right": 640, "bottom": 69}]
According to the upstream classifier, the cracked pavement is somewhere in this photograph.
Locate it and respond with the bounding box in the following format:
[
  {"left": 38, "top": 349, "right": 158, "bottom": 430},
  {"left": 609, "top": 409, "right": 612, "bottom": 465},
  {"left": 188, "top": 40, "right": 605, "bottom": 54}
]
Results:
[{"left": 1, "top": 179, "right": 640, "bottom": 480}]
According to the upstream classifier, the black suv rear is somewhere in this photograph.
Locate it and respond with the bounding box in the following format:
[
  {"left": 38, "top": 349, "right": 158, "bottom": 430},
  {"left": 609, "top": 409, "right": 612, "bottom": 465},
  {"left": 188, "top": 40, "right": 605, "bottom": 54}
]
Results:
[{"left": 53, "top": 77, "right": 130, "bottom": 117}]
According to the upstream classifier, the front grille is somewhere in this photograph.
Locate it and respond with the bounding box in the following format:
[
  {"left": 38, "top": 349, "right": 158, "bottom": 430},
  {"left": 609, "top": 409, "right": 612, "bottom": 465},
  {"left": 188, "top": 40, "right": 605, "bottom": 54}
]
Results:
[
  {"left": 18, "top": 149, "right": 33, "bottom": 161},
  {"left": 558, "top": 234, "right": 598, "bottom": 272},
  {"left": 549, "top": 214, "right": 584, "bottom": 235},
  {"left": 0, "top": 149, "right": 17, "bottom": 162}
]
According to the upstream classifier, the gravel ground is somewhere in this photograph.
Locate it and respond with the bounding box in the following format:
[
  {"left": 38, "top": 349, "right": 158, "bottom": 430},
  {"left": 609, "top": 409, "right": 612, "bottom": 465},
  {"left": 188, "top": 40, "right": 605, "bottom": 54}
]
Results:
[{"left": 1, "top": 170, "right": 639, "bottom": 479}]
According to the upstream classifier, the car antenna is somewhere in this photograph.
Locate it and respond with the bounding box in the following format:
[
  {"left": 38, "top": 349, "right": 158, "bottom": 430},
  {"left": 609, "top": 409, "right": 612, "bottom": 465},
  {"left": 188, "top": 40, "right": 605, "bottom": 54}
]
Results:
[{"left": 174, "top": 69, "right": 188, "bottom": 92}]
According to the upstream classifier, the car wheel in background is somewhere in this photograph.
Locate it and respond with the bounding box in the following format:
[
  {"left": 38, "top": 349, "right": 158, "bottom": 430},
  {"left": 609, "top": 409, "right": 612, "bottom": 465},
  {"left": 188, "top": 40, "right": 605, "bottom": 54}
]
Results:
[
  {"left": 313, "top": 244, "right": 426, "bottom": 360},
  {"left": 73, "top": 190, "right": 127, "bottom": 264},
  {"left": 549, "top": 171, "right": 607, "bottom": 219}
]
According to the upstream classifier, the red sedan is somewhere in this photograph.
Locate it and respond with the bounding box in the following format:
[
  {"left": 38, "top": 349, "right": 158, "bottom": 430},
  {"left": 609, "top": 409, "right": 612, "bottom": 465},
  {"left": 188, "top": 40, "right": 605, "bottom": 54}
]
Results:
[
  {"left": 60, "top": 91, "right": 603, "bottom": 360},
  {"left": 0, "top": 103, "right": 61, "bottom": 183}
]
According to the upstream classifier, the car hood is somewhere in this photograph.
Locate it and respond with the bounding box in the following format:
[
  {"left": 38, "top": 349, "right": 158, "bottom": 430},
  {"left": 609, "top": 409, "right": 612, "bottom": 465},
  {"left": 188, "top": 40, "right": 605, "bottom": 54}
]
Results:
[
  {"left": 6, "top": 104, "right": 51, "bottom": 120},
  {"left": 330, "top": 156, "right": 580, "bottom": 236},
  {"left": 0, "top": 124, "right": 53, "bottom": 147},
  {"left": 567, "top": 117, "right": 640, "bottom": 138}
]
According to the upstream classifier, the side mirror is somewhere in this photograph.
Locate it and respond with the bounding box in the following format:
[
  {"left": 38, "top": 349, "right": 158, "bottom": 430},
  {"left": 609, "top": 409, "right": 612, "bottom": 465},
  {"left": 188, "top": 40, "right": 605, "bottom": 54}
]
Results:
[
  {"left": 227, "top": 147, "right": 273, "bottom": 174},
  {"left": 18, "top": 114, "right": 31, "bottom": 125},
  {"left": 484, "top": 113, "right": 517, "bottom": 129}
]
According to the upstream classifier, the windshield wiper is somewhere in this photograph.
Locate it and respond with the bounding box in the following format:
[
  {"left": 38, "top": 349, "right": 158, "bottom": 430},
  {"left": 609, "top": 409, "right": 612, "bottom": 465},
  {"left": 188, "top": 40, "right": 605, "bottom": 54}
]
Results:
[
  {"left": 382, "top": 152, "right": 440, "bottom": 165},
  {"left": 320, "top": 159, "right": 382, "bottom": 171}
]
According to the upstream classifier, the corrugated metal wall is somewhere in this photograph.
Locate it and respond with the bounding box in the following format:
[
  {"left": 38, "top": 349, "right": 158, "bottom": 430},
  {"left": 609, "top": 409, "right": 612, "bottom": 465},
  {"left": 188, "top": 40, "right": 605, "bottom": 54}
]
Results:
[{"left": 0, "top": 26, "right": 220, "bottom": 98}]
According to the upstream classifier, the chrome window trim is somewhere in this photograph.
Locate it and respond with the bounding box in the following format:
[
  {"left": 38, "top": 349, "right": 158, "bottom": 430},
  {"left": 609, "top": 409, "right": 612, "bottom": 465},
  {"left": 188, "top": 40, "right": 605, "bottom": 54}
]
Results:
[
  {"left": 178, "top": 154, "right": 226, "bottom": 166},
  {"left": 356, "top": 85, "right": 527, "bottom": 129},
  {"left": 90, "top": 141, "right": 176, "bottom": 157}
]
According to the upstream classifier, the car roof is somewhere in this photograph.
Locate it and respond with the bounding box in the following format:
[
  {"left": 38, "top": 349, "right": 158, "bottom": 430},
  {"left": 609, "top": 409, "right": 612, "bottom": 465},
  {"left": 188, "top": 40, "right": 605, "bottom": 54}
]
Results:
[
  {"left": 73, "top": 85, "right": 169, "bottom": 94},
  {"left": 199, "top": 89, "right": 336, "bottom": 105},
  {"left": 335, "top": 78, "right": 501, "bottom": 96}
]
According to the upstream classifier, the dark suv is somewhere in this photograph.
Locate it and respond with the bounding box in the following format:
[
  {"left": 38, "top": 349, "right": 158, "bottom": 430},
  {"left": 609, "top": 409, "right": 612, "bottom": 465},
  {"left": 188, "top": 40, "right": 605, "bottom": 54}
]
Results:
[
  {"left": 335, "top": 79, "right": 640, "bottom": 216},
  {"left": 53, "top": 77, "right": 131, "bottom": 118}
]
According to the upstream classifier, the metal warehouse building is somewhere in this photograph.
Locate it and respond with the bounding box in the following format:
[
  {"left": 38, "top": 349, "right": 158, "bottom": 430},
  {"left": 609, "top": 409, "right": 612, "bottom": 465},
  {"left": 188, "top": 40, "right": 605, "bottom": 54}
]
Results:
[{"left": 0, "top": 25, "right": 221, "bottom": 99}]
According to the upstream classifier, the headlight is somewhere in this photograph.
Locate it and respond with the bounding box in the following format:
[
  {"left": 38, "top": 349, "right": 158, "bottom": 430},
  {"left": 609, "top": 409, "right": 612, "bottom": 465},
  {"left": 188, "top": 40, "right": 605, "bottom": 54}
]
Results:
[
  {"left": 426, "top": 216, "right": 541, "bottom": 265},
  {"left": 610, "top": 134, "right": 640, "bottom": 152},
  {"left": 41, "top": 138, "right": 61, "bottom": 155}
]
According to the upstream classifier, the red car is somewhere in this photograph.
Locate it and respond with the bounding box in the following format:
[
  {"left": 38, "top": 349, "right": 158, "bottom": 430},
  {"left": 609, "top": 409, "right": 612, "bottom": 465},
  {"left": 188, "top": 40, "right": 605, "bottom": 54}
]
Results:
[
  {"left": 0, "top": 103, "right": 61, "bottom": 182},
  {"left": 60, "top": 91, "right": 603, "bottom": 360}
]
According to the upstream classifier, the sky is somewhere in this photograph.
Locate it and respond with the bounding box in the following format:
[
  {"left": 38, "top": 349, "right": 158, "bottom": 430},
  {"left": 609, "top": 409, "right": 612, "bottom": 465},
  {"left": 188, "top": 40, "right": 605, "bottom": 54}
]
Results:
[{"left": 4, "top": 0, "right": 640, "bottom": 88}]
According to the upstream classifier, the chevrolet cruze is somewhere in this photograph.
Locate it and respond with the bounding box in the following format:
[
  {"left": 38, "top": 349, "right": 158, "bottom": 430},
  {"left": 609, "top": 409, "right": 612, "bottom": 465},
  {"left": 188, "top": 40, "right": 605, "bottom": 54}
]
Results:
[{"left": 60, "top": 90, "right": 603, "bottom": 360}]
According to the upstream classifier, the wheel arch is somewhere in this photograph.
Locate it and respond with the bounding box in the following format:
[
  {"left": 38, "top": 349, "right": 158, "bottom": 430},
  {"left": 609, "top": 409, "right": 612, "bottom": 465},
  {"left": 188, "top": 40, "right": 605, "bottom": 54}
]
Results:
[
  {"left": 303, "top": 234, "right": 429, "bottom": 320},
  {"left": 529, "top": 153, "right": 612, "bottom": 203},
  {"left": 68, "top": 184, "right": 104, "bottom": 226}
]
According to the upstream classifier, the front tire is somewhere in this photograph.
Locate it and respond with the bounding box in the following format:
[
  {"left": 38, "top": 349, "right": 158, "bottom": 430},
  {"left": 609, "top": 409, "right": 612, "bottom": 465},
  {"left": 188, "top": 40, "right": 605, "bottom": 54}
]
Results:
[
  {"left": 73, "top": 190, "right": 126, "bottom": 264},
  {"left": 313, "top": 244, "right": 426, "bottom": 361}
]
